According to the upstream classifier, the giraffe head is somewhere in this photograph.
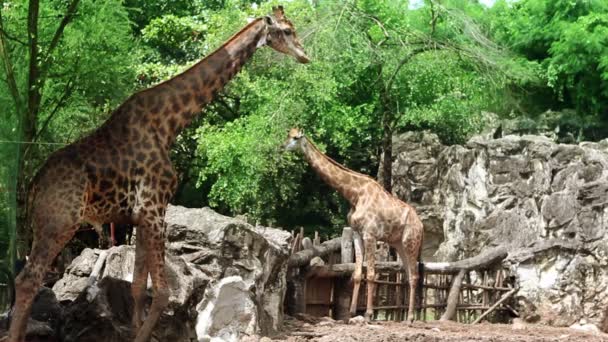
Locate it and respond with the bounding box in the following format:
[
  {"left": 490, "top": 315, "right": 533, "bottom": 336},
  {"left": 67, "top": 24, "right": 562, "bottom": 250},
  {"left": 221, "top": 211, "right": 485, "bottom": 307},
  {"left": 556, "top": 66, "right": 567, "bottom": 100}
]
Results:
[
  {"left": 284, "top": 127, "right": 305, "bottom": 151},
  {"left": 263, "top": 6, "right": 310, "bottom": 63}
]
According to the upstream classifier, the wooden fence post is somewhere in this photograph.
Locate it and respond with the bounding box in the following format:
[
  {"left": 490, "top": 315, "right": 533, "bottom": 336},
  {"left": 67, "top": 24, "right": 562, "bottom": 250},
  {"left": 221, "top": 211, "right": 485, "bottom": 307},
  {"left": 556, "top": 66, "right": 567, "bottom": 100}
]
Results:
[
  {"left": 440, "top": 269, "right": 466, "bottom": 321},
  {"left": 334, "top": 228, "right": 354, "bottom": 321}
]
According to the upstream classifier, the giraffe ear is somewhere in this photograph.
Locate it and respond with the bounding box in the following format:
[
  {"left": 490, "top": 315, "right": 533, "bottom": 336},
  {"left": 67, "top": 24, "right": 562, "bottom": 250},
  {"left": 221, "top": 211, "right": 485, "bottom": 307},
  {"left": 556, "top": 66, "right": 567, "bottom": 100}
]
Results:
[
  {"left": 264, "top": 15, "right": 276, "bottom": 26},
  {"left": 272, "top": 5, "right": 285, "bottom": 20}
]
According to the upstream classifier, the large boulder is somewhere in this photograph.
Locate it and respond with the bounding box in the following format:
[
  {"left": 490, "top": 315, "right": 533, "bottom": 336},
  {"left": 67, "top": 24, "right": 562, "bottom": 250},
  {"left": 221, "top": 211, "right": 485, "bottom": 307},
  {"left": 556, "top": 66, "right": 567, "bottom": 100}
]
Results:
[
  {"left": 388, "top": 131, "right": 608, "bottom": 326},
  {"left": 53, "top": 245, "right": 208, "bottom": 341},
  {"left": 50, "top": 205, "right": 291, "bottom": 341},
  {"left": 164, "top": 205, "right": 292, "bottom": 339}
]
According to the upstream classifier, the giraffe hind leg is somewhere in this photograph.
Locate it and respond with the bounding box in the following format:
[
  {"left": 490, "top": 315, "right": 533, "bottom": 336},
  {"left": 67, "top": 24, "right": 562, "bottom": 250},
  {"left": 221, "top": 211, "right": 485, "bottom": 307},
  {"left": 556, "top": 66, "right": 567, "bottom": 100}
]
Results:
[
  {"left": 133, "top": 214, "right": 170, "bottom": 342},
  {"left": 8, "top": 169, "right": 87, "bottom": 342},
  {"left": 395, "top": 242, "right": 421, "bottom": 323},
  {"left": 8, "top": 220, "right": 81, "bottom": 342},
  {"left": 131, "top": 227, "right": 148, "bottom": 333}
]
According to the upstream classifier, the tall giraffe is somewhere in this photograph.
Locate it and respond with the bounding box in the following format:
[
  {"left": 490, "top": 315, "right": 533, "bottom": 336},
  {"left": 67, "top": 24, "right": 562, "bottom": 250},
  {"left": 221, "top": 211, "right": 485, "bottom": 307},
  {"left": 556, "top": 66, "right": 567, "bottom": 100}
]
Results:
[
  {"left": 284, "top": 128, "right": 424, "bottom": 321},
  {"left": 7, "top": 6, "right": 308, "bottom": 342}
]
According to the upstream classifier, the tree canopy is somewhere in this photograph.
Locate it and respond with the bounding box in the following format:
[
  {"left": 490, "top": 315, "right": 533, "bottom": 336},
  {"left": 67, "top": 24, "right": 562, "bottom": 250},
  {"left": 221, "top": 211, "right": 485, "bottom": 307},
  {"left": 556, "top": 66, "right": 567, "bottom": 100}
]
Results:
[{"left": 0, "top": 0, "right": 606, "bottom": 272}]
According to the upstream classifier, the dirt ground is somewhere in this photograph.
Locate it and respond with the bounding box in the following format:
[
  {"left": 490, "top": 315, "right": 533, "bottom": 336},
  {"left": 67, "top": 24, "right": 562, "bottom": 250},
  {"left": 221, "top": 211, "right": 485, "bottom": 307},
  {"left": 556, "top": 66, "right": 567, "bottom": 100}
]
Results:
[{"left": 273, "top": 315, "right": 608, "bottom": 342}]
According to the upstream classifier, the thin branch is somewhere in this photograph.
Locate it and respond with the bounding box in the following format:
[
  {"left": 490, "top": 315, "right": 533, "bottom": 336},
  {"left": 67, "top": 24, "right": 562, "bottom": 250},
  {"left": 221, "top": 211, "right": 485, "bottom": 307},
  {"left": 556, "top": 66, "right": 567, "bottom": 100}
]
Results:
[
  {"left": 44, "top": 0, "right": 80, "bottom": 64},
  {"left": 0, "top": 27, "right": 26, "bottom": 46},
  {"left": 34, "top": 78, "right": 75, "bottom": 141},
  {"left": 214, "top": 96, "right": 239, "bottom": 121},
  {"left": 365, "top": 14, "right": 390, "bottom": 47},
  {"left": 385, "top": 44, "right": 443, "bottom": 93}
]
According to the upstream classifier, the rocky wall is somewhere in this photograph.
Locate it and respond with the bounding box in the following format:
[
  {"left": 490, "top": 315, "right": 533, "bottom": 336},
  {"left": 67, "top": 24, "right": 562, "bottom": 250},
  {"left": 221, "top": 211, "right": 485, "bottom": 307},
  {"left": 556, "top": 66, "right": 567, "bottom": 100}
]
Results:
[{"left": 388, "top": 131, "right": 608, "bottom": 326}]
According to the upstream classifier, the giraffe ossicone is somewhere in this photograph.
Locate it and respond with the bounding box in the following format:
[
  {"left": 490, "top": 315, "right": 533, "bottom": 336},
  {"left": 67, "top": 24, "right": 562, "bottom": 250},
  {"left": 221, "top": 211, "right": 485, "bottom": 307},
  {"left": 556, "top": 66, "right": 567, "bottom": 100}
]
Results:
[{"left": 7, "top": 6, "right": 308, "bottom": 342}]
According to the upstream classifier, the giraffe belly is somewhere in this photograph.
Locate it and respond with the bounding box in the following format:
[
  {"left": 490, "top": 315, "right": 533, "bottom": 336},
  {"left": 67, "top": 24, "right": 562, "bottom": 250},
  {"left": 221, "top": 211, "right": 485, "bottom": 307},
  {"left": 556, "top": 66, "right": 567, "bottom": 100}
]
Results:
[{"left": 83, "top": 181, "right": 137, "bottom": 226}]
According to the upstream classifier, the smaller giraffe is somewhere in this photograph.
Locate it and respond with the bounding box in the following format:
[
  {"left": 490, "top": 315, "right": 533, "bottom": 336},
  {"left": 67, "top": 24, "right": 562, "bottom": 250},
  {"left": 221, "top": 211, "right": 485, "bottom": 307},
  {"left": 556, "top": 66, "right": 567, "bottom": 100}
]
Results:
[{"left": 284, "top": 128, "right": 424, "bottom": 321}]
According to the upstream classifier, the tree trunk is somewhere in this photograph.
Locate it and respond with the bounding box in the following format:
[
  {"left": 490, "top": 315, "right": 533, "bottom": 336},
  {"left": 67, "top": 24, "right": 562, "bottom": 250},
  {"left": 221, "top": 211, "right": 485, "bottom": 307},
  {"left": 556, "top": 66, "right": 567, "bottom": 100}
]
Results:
[
  {"left": 381, "top": 109, "right": 393, "bottom": 192},
  {"left": 14, "top": 0, "right": 42, "bottom": 255},
  {"left": 379, "top": 72, "right": 394, "bottom": 192}
]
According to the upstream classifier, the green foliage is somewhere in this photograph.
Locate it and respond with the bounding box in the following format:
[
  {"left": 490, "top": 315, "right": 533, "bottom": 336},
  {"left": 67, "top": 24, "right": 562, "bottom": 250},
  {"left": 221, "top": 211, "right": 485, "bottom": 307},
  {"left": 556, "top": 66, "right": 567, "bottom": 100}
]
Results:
[
  {"left": 196, "top": 114, "right": 302, "bottom": 222},
  {"left": 124, "top": 0, "right": 201, "bottom": 31},
  {"left": 187, "top": 0, "right": 522, "bottom": 231},
  {"left": 1, "top": 0, "right": 606, "bottom": 239},
  {"left": 395, "top": 52, "right": 495, "bottom": 144},
  {"left": 0, "top": 0, "right": 138, "bottom": 260},
  {"left": 489, "top": 0, "right": 608, "bottom": 138},
  {"left": 142, "top": 15, "right": 207, "bottom": 63}
]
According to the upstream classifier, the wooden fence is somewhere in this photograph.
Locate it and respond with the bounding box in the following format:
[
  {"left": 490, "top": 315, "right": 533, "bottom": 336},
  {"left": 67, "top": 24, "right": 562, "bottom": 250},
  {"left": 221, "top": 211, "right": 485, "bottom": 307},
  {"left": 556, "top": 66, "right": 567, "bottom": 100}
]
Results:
[{"left": 286, "top": 227, "right": 518, "bottom": 324}]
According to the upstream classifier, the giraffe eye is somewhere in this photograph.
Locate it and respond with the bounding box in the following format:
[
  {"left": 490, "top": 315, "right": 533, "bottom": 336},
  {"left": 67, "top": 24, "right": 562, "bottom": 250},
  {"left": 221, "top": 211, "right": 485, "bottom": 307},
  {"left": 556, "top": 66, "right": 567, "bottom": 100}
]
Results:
[{"left": 284, "top": 29, "right": 292, "bottom": 36}]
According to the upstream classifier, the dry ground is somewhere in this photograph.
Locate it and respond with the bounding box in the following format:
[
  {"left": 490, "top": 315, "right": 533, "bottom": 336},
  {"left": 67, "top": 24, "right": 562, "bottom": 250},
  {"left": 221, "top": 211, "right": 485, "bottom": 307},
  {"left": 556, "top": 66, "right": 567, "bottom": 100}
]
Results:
[{"left": 273, "top": 315, "right": 608, "bottom": 342}]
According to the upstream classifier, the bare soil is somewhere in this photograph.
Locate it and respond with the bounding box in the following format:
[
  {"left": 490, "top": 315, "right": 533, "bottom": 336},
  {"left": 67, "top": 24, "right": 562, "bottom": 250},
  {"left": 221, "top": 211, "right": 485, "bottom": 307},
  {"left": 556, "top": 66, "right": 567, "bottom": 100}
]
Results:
[{"left": 275, "top": 316, "right": 608, "bottom": 342}]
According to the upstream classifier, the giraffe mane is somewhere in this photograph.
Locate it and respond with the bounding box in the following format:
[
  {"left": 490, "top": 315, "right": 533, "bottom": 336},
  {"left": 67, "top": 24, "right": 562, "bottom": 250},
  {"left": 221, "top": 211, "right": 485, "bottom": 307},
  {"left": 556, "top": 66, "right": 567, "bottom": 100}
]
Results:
[
  {"left": 132, "top": 17, "right": 266, "bottom": 96},
  {"left": 219, "top": 17, "right": 266, "bottom": 49},
  {"left": 305, "top": 137, "right": 374, "bottom": 182}
]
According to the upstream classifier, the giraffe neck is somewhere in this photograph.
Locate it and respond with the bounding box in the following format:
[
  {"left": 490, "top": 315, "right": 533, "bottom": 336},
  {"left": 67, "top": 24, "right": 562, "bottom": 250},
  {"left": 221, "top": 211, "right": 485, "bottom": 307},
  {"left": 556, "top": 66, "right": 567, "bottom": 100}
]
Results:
[
  {"left": 301, "top": 137, "right": 368, "bottom": 205},
  {"left": 120, "top": 18, "right": 268, "bottom": 148}
]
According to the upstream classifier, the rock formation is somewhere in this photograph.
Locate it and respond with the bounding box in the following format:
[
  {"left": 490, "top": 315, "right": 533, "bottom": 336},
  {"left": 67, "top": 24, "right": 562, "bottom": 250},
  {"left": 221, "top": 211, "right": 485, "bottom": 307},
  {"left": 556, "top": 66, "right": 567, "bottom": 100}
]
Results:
[
  {"left": 387, "top": 131, "right": 608, "bottom": 326},
  {"left": 19, "top": 205, "right": 291, "bottom": 342}
]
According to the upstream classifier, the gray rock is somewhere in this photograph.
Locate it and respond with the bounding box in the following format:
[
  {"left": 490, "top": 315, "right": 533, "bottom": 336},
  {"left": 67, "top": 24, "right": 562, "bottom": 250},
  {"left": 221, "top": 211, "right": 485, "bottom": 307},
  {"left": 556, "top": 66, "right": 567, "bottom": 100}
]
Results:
[
  {"left": 388, "top": 131, "right": 608, "bottom": 326},
  {"left": 195, "top": 276, "right": 257, "bottom": 342}
]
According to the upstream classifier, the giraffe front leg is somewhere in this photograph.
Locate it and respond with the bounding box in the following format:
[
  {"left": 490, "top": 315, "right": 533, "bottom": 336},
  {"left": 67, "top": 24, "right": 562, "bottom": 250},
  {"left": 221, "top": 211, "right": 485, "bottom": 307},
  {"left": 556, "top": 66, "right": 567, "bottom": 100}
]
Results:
[
  {"left": 395, "top": 242, "right": 421, "bottom": 323},
  {"left": 364, "top": 234, "right": 377, "bottom": 322},
  {"left": 131, "top": 227, "right": 148, "bottom": 334},
  {"left": 134, "top": 215, "right": 169, "bottom": 342},
  {"left": 349, "top": 231, "right": 364, "bottom": 318}
]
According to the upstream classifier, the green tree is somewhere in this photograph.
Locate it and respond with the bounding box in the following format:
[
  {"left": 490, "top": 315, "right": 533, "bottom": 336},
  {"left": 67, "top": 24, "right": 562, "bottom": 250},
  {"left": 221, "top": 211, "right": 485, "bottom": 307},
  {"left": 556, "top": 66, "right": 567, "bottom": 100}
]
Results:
[
  {"left": 489, "top": 0, "right": 608, "bottom": 139},
  {"left": 188, "top": 0, "right": 526, "bottom": 234},
  {"left": 0, "top": 0, "right": 137, "bottom": 258}
]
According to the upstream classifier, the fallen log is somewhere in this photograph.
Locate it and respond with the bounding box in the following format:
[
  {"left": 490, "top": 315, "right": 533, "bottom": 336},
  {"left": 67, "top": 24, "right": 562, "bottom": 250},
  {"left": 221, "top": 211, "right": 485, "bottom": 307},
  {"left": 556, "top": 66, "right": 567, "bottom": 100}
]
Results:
[
  {"left": 506, "top": 239, "right": 582, "bottom": 263},
  {"left": 305, "top": 245, "right": 508, "bottom": 277},
  {"left": 288, "top": 237, "right": 342, "bottom": 268}
]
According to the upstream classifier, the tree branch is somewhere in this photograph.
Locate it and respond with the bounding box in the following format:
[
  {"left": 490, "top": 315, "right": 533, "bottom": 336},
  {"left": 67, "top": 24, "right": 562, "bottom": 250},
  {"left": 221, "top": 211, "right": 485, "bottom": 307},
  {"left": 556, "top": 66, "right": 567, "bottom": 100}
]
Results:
[
  {"left": 213, "top": 96, "right": 239, "bottom": 121},
  {"left": 26, "top": 0, "right": 41, "bottom": 144},
  {"left": 385, "top": 44, "right": 443, "bottom": 94},
  {"left": 429, "top": 0, "right": 440, "bottom": 37},
  {"left": 44, "top": 0, "right": 80, "bottom": 65},
  {"left": 34, "top": 78, "right": 75, "bottom": 141},
  {"left": 0, "top": 6, "right": 23, "bottom": 119},
  {"left": 0, "top": 27, "right": 26, "bottom": 46},
  {"left": 366, "top": 14, "right": 390, "bottom": 47}
]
